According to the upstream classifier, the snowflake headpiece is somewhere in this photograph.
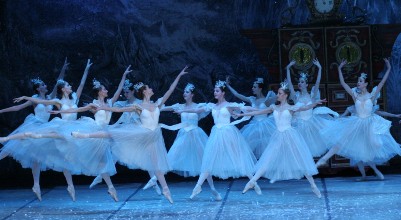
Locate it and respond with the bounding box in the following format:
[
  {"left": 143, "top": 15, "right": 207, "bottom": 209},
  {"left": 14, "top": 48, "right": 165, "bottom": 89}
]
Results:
[
  {"left": 360, "top": 73, "right": 368, "bottom": 80},
  {"left": 215, "top": 80, "right": 226, "bottom": 89},
  {"left": 133, "top": 82, "right": 145, "bottom": 92},
  {"left": 92, "top": 78, "right": 102, "bottom": 89},
  {"left": 299, "top": 72, "right": 309, "bottom": 82},
  {"left": 184, "top": 83, "right": 195, "bottom": 92},
  {"left": 254, "top": 77, "right": 264, "bottom": 84},
  {"left": 280, "top": 81, "right": 289, "bottom": 90},
  {"left": 56, "top": 79, "right": 66, "bottom": 85},
  {"left": 31, "top": 77, "right": 44, "bottom": 85},
  {"left": 123, "top": 79, "right": 133, "bottom": 90}
]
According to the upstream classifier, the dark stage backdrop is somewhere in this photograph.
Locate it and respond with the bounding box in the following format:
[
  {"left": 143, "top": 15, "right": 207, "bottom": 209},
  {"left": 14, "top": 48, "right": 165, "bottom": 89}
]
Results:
[{"left": 0, "top": 0, "right": 401, "bottom": 185}]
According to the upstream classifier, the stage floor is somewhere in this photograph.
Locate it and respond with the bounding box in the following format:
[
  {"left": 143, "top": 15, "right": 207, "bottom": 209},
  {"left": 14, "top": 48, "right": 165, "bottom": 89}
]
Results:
[{"left": 1, "top": 175, "right": 401, "bottom": 220}]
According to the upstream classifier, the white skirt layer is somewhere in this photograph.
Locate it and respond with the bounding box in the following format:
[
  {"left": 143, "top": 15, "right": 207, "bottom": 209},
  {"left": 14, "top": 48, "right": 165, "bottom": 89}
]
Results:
[
  {"left": 201, "top": 125, "right": 256, "bottom": 179},
  {"left": 256, "top": 127, "right": 318, "bottom": 182},
  {"left": 167, "top": 127, "right": 207, "bottom": 177}
]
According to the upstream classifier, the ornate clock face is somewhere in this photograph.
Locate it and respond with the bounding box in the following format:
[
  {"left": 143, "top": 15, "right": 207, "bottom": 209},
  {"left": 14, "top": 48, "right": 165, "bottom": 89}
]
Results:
[{"left": 314, "top": 0, "right": 334, "bottom": 14}]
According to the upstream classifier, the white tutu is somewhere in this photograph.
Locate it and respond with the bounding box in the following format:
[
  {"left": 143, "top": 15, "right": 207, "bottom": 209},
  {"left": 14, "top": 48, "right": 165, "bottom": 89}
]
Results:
[
  {"left": 201, "top": 124, "right": 256, "bottom": 179},
  {"left": 167, "top": 127, "right": 207, "bottom": 177},
  {"left": 256, "top": 127, "right": 318, "bottom": 182},
  {"left": 240, "top": 115, "right": 276, "bottom": 159}
]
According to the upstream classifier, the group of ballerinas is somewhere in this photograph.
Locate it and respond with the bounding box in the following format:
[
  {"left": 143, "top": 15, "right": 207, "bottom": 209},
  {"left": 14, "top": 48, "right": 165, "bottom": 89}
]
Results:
[{"left": 0, "top": 57, "right": 400, "bottom": 204}]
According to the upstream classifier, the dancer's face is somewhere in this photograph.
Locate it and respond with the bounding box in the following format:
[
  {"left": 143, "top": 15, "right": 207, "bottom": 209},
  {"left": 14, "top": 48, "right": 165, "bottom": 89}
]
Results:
[
  {"left": 144, "top": 85, "right": 154, "bottom": 97},
  {"left": 62, "top": 82, "right": 72, "bottom": 94},
  {"left": 357, "top": 77, "right": 368, "bottom": 89},
  {"left": 123, "top": 89, "right": 134, "bottom": 100},
  {"left": 37, "top": 82, "right": 48, "bottom": 94},
  {"left": 183, "top": 90, "right": 193, "bottom": 102},
  {"left": 252, "top": 83, "right": 261, "bottom": 95},
  {"left": 99, "top": 86, "right": 108, "bottom": 98},
  {"left": 214, "top": 87, "right": 224, "bottom": 100},
  {"left": 277, "top": 88, "right": 288, "bottom": 102},
  {"left": 298, "top": 78, "right": 308, "bottom": 90}
]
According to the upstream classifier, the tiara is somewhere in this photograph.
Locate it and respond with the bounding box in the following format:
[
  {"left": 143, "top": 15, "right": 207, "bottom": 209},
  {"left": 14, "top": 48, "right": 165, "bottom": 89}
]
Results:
[
  {"left": 185, "top": 83, "right": 195, "bottom": 92},
  {"left": 299, "top": 72, "right": 309, "bottom": 81},
  {"left": 92, "top": 78, "right": 102, "bottom": 89},
  {"left": 280, "top": 81, "right": 289, "bottom": 90},
  {"left": 56, "top": 79, "right": 66, "bottom": 85},
  {"left": 123, "top": 79, "right": 133, "bottom": 90},
  {"left": 31, "top": 77, "right": 44, "bottom": 85},
  {"left": 360, "top": 73, "right": 367, "bottom": 80},
  {"left": 133, "top": 82, "right": 144, "bottom": 92},
  {"left": 215, "top": 80, "right": 226, "bottom": 88},
  {"left": 254, "top": 78, "right": 264, "bottom": 84}
]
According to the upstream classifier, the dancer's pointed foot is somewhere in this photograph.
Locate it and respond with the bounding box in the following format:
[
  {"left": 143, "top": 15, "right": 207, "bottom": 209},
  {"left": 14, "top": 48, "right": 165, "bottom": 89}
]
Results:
[
  {"left": 375, "top": 171, "right": 384, "bottom": 180},
  {"left": 311, "top": 185, "right": 322, "bottom": 198},
  {"left": 0, "top": 137, "right": 9, "bottom": 143},
  {"left": 32, "top": 185, "right": 42, "bottom": 201},
  {"left": 189, "top": 184, "right": 202, "bottom": 199},
  {"left": 108, "top": 187, "right": 119, "bottom": 202},
  {"left": 253, "top": 182, "right": 262, "bottom": 195},
  {"left": 89, "top": 175, "right": 103, "bottom": 189},
  {"left": 242, "top": 181, "right": 255, "bottom": 194},
  {"left": 154, "top": 183, "right": 162, "bottom": 196},
  {"left": 211, "top": 188, "right": 222, "bottom": 201},
  {"left": 67, "top": 185, "right": 76, "bottom": 202},
  {"left": 316, "top": 159, "right": 328, "bottom": 168},
  {"left": 143, "top": 178, "right": 156, "bottom": 190},
  {"left": 71, "top": 132, "right": 89, "bottom": 138},
  {"left": 162, "top": 188, "right": 173, "bottom": 204}
]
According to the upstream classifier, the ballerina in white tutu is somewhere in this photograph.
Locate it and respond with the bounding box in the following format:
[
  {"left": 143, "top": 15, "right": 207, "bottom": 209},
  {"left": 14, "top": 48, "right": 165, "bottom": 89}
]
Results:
[
  {"left": 143, "top": 83, "right": 221, "bottom": 200},
  {"left": 225, "top": 76, "right": 276, "bottom": 159},
  {"left": 237, "top": 82, "right": 325, "bottom": 198},
  {"left": 49, "top": 66, "right": 133, "bottom": 202},
  {"left": 10, "top": 59, "right": 93, "bottom": 201},
  {"left": 71, "top": 66, "right": 189, "bottom": 204},
  {"left": 286, "top": 59, "right": 338, "bottom": 157},
  {"left": 184, "top": 80, "right": 261, "bottom": 200},
  {"left": 0, "top": 59, "right": 68, "bottom": 201},
  {"left": 316, "top": 58, "right": 401, "bottom": 180}
]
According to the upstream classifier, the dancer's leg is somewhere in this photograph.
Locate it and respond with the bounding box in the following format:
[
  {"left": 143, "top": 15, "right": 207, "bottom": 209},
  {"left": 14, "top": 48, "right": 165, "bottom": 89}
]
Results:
[
  {"left": 143, "top": 173, "right": 161, "bottom": 195},
  {"left": 316, "top": 146, "right": 340, "bottom": 167},
  {"left": 72, "top": 131, "right": 110, "bottom": 138},
  {"left": 154, "top": 171, "right": 173, "bottom": 204},
  {"left": 102, "top": 173, "right": 118, "bottom": 202},
  {"left": 356, "top": 162, "right": 367, "bottom": 181},
  {"left": 189, "top": 172, "right": 209, "bottom": 199},
  {"left": 32, "top": 162, "right": 42, "bottom": 201},
  {"left": 242, "top": 170, "right": 264, "bottom": 194},
  {"left": 305, "top": 175, "right": 321, "bottom": 198},
  {"left": 0, "top": 132, "right": 32, "bottom": 143},
  {"left": 89, "top": 175, "right": 103, "bottom": 189},
  {"left": 247, "top": 174, "right": 262, "bottom": 195},
  {"left": 368, "top": 163, "right": 384, "bottom": 180},
  {"left": 206, "top": 176, "right": 222, "bottom": 200},
  {"left": 63, "top": 170, "right": 75, "bottom": 201}
]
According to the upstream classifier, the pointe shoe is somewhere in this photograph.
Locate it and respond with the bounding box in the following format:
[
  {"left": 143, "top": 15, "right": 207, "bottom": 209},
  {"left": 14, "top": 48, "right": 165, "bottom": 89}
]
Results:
[
  {"left": 71, "top": 132, "right": 89, "bottom": 138},
  {"left": 89, "top": 175, "right": 103, "bottom": 189},
  {"left": 108, "top": 187, "right": 119, "bottom": 202},
  {"left": 242, "top": 181, "right": 255, "bottom": 194},
  {"left": 311, "top": 185, "right": 322, "bottom": 199},
  {"left": 32, "top": 185, "right": 42, "bottom": 201},
  {"left": 253, "top": 182, "right": 262, "bottom": 195},
  {"left": 376, "top": 172, "right": 384, "bottom": 180},
  {"left": 143, "top": 178, "right": 156, "bottom": 190},
  {"left": 0, "top": 137, "right": 9, "bottom": 143},
  {"left": 154, "top": 183, "right": 162, "bottom": 196},
  {"left": 162, "top": 189, "right": 173, "bottom": 204},
  {"left": 189, "top": 185, "right": 202, "bottom": 199},
  {"left": 67, "top": 185, "right": 76, "bottom": 202},
  {"left": 211, "top": 188, "right": 222, "bottom": 201}
]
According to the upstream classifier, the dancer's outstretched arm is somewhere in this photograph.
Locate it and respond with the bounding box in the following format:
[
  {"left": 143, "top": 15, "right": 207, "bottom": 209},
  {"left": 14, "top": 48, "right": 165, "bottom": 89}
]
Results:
[
  {"left": 296, "top": 99, "right": 326, "bottom": 112},
  {"left": 110, "top": 65, "right": 132, "bottom": 105},
  {"left": 286, "top": 60, "right": 297, "bottom": 101},
  {"left": 49, "top": 57, "right": 69, "bottom": 99},
  {"left": 158, "top": 66, "right": 189, "bottom": 107},
  {"left": 76, "top": 59, "right": 92, "bottom": 100},
  {"left": 225, "top": 76, "right": 251, "bottom": 103},
  {"left": 234, "top": 107, "right": 273, "bottom": 117},
  {"left": 338, "top": 60, "right": 354, "bottom": 98},
  {"left": 0, "top": 101, "right": 33, "bottom": 114},
  {"left": 13, "top": 96, "right": 61, "bottom": 109},
  {"left": 49, "top": 103, "right": 97, "bottom": 114},
  {"left": 372, "top": 58, "right": 391, "bottom": 101},
  {"left": 375, "top": 111, "right": 401, "bottom": 118}
]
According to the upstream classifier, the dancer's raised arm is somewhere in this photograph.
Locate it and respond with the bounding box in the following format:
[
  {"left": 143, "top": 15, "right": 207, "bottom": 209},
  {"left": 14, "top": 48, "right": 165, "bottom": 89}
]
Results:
[
  {"left": 311, "top": 58, "right": 322, "bottom": 99},
  {"left": 372, "top": 58, "right": 391, "bottom": 101},
  {"left": 286, "top": 61, "right": 297, "bottom": 100},
  {"left": 338, "top": 60, "right": 354, "bottom": 98},
  {"left": 111, "top": 65, "right": 132, "bottom": 105},
  {"left": 49, "top": 57, "right": 69, "bottom": 99},
  {"left": 225, "top": 76, "right": 251, "bottom": 103},
  {"left": 158, "top": 66, "right": 189, "bottom": 106},
  {"left": 76, "top": 59, "right": 92, "bottom": 100}
]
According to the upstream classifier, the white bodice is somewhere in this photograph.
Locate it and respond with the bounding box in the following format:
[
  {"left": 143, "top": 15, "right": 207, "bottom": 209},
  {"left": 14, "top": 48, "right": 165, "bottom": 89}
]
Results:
[
  {"left": 355, "top": 98, "right": 373, "bottom": 118},
  {"left": 93, "top": 99, "right": 112, "bottom": 126},
  {"left": 141, "top": 108, "right": 160, "bottom": 130},
  {"left": 181, "top": 112, "right": 199, "bottom": 127},
  {"left": 31, "top": 95, "right": 52, "bottom": 122},
  {"left": 212, "top": 107, "right": 231, "bottom": 125},
  {"left": 58, "top": 93, "right": 78, "bottom": 121},
  {"left": 295, "top": 96, "right": 313, "bottom": 120},
  {"left": 273, "top": 109, "right": 293, "bottom": 132},
  {"left": 250, "top": 97, "right": 268, "bottom": 121}
]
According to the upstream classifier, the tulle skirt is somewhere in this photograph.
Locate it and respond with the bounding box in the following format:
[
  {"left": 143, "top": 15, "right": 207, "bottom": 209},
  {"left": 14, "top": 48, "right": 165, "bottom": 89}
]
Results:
[
  {"left": 109, "top": 123, "right": 170, "bottom": 174},
  {"left": 167, "top": 127, "right": 207, "bottom": 177},
  {"left": 293, "top": 115, "right": 333, "bottom": 157},
  {"left": 256, "top": 127, "right": 318, "bottom": 182},
  {"left": 322, "top": 114, "right": 401, "bottom": 164},
  {"left": 240, "top": 116, "right": 276, "bottom": 159},
  {"left": 201, "top": 125, "right": 256, "bottom": 179}
]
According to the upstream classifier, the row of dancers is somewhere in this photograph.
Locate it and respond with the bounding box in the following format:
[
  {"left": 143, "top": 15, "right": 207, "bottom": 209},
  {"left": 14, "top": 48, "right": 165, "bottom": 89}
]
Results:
[{"left": 0, "top": 58, "right": 400, "bottom": 204}]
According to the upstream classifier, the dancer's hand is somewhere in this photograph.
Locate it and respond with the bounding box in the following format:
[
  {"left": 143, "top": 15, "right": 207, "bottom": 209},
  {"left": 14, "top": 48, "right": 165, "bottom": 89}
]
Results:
[
  {"left": 173, "top": 109, "right": 183, "bottom": 114},
  {"left": 338, "top": 59, "right": 347, "bottom": 70},
  {"left": 178, "top": 65, "right": 189, "bottom": 77},
  {"left": 232, "top": 112, "right": 243, "bottom": 118},
  {"left": 48, "top": 110, "right": 60, "bottom": 114},
  {"left": 313, "top": 58, "right": 321, "bottom": 69},
  {"left": 124, "top": 65, "right": 133, "bottom": 76},
  {"left": 85, "top": 59, "right": 93, "bottom": 70},
  {"left": 286, "top": 60, "right": 296, "bottom": 69},
  {"left": 13, "top": 96, "right": 27, "bottom": 103},
  {"left": 315, "top": 98, "right": 327, "bottom": 105},
  {"left": 62, "top": 57, "right": 70, "bottom": 70},
  {"left": 384, "top": 57, "right": 391, "bottom": 69},
  {"left": 225, "top": 76, "right": 231, "bottom": 85}
]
